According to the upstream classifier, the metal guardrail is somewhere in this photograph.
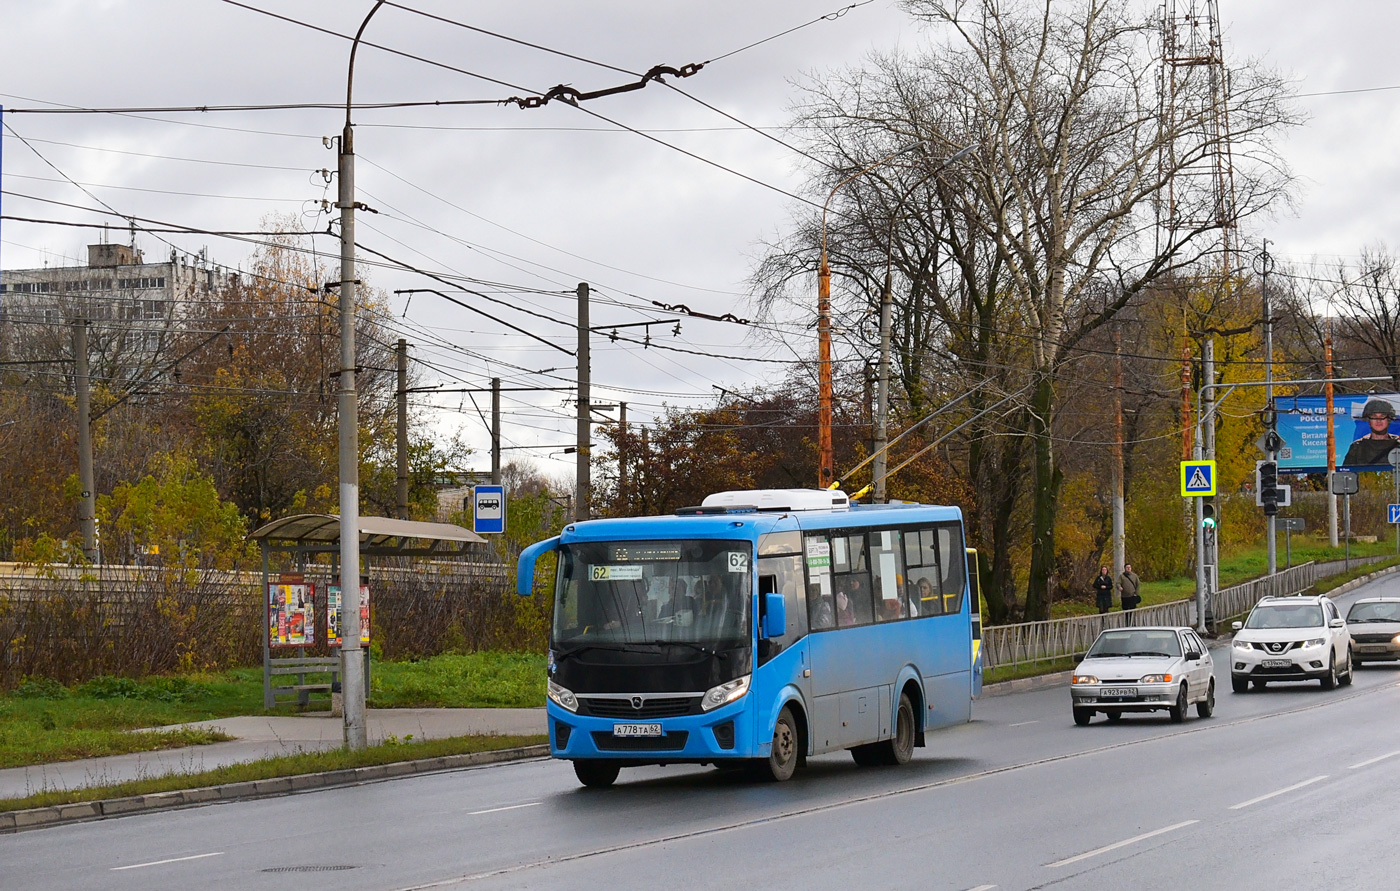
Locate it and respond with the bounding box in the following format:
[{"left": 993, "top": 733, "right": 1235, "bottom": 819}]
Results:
[{"left": 983, "top": 560, "right": 1346, "bottom": 670}]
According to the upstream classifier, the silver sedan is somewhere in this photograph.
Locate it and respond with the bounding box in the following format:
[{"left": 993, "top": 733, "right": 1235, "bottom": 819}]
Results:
[
  {"left": 1070, "top": 626, "right": 1216, "bottom": 725},
  {"left": 1347, "top": 597, "right": 1400, "bottom": 666}
]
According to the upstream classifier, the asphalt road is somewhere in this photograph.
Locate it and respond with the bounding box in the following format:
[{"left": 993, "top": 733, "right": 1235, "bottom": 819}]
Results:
[{"left": 4, "top": 575, "right": 1399, "bottom": 891}]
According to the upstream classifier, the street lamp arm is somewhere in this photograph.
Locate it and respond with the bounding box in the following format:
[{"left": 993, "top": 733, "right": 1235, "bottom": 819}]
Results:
[
  {"left": 821, "top": 139, "right": 927, "bottom": 250},
  {"left": 346, "top": 1, "right": 388, "bottom": 126}
]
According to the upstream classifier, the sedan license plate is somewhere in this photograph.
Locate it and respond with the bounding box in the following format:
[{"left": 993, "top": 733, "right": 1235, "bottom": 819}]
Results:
[
  {"left": 1262, "top": 659, "right": 1291, "bottom": 668},
  {"left": 613, "top": 723, "right": 662, "bottom": 738},
  {"left": 1100, "top": 686, "right": 1137, "bottom": 698}
]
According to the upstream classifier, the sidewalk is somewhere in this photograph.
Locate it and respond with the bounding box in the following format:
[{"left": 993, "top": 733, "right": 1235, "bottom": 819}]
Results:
[{"left": 0, "top": 707, "right": 546, "bottom": 801}]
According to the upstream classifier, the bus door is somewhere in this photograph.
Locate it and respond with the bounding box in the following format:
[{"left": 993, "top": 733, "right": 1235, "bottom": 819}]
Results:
[
  {"left": 756, "top": 547, "right": 810, "bottom": 749},
  {"left": 967, "top": 547, "right": 985, "bottom": 698},
  {"left": 802, "top": 528, "right": 888, "bottom": 752}
]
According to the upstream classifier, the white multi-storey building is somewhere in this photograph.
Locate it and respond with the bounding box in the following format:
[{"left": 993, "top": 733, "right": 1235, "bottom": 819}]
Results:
[{"left": 0, "top": 242, "right": 239, "bottom": 369}]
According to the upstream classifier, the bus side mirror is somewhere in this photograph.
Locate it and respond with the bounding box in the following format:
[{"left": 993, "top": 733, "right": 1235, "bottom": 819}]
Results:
[
  {"left": 763, "top": 593, "right": 786, "bottom": 639},
  {"left": 516, "top": 536, "right": 560, "bottom": 596}
]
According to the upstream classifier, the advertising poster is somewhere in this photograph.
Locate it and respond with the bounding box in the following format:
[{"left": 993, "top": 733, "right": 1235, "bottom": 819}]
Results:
[
  {"left": 327, "top": 583, "right": 371, "bottom": 647},
  {"left": 268, "top": 581, "right": 315, "bottom": 647},
  {"left": 1276, "top": 393, "right": 1400, "bottom": 472}
]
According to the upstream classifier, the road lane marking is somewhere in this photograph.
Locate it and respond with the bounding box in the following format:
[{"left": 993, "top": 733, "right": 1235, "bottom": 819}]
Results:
[
  {"left": 1008, "top": 721, "right": 1039, "bottom": 727},
  {"left": 111, "top": 852, "right": 223, "bottom": 871},
  {"left": 966, "top": 885, "right": 998, "bottom": 890},
  {"left": 468, "top": 802, "right": 540, "bottom": 816},
  {"left": 1228, "top": 775, "right": 1328, "bottom": 810},
  {"left": 1045, "top": 821, "right": 1198, "bottom": 868},
  {"left": 1349, "top": 750, "right": 1400, "bottom": 770},
  {"left": 398, "top": 682, "right": 1394, "bottom": 889}
]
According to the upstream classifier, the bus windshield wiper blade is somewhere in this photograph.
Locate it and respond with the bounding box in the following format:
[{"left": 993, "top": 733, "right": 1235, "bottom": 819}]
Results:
[
  {"left": 647, "top": 639, "right": 714, "bottom": 656},
  {"left": 555, "top": 642, "right": 650, "bottom": 660}
]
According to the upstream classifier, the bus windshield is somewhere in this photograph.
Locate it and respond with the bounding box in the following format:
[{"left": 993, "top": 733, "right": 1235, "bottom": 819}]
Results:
[{"left": 553, "top": 539, "right": 752, "bottom": 650}]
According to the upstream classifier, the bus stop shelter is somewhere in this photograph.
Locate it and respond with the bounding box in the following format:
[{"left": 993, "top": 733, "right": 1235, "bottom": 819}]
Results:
[{"left": 249, "top": 514, "right": 486, "bottom": 709}]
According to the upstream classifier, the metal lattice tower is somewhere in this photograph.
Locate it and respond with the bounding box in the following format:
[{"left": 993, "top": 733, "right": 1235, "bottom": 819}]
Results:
[{"left": 1159, "top": 0, "right": 1237, "bottom": 274}]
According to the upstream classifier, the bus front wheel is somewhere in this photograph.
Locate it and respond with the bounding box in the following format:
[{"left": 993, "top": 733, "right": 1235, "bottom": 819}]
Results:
[
  {"left": 573, "top": 760, "right": 620, "bottom": 788},
  {"left": 759, "top": 707, "right": 800, "bottom": 782}
]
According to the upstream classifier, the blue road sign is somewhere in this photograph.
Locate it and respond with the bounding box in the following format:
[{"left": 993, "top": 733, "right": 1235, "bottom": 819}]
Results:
[
  {"left": 1389, "top": 504, "right": 1400, "bottom": 525},
  {"left": 1180, "top": 460, "right": 1216, "bottom": 497},
  {"left": 473, "top": 485, "right": 506, "bottom": 535}
]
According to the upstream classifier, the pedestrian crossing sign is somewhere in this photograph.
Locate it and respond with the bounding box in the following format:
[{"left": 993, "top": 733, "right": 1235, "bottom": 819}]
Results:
[{"left": 1180, "top": 460, "right": 1216, "bottom": 497}]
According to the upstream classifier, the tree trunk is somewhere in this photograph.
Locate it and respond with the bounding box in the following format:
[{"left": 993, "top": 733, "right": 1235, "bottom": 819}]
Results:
[{"left": 1024, "top": 370, "right": 1062, "bottom": 621}]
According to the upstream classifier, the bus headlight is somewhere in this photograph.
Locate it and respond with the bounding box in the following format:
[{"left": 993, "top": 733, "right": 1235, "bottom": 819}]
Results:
[
  {"left": 547, "top": 679, "right": 578, "bottom": 713},
  {"left": 701, "top": 675, "right": 750, "bottom": 711}
]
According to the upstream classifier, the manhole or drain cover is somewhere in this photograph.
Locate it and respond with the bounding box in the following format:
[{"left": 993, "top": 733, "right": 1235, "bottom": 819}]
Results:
[{"left": 261, "top": 865, "right": 359, "bottom": 873}]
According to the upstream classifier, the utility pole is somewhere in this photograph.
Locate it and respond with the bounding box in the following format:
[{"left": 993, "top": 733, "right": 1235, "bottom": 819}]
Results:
[
  {"left": 491, "top": 377, "right": 501, "bottom": 485},
  {"left": 1112, "top": 326, "right": 1125, "bottom": 598},
  {"left": 1203, "top": 338, "right": 1217, "bottom": 621},
  {"left": 1326, "top": 320, "right": 1338, "bottom": 547},
  {"left": 576, "top": 282, "right": 591, "bottom": 521},
  {"left": 1258, "top": 241, "right": 1277, "bottom": 575},
  {"left": 73, "top": 319, "right": 97, "bottom": 563},
  {"left": 337, "top": 0, "right": 384, "bottom": 753},
  {"left": 396, "top": 338, "right": 408, "bottom": 519},
  {"left": 618, "top": 401, "right": 628, "bottom": 511},
  {"left": 874, "top": 273, "right": 893, "bottom": 503},
  {"left": 1193, "top": 392, "right": 1207, "bottom": 634}
]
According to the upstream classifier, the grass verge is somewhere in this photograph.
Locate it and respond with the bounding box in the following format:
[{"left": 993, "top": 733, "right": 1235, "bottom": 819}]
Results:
[
  {"left": 0, "top": 733, "right": 547, "bottom": 812},
  {"left": 0, "top": 652, "right": 545, "bottom": 770},
  {"left": 1309, "top": 556, "right": 1400, "bottom": 596},
  {"left": 984, "top": 656, "right": 1078, "bottom": 686},
  {"left": 1049, "top": 538, "right": 1398, "bottom": 618}
]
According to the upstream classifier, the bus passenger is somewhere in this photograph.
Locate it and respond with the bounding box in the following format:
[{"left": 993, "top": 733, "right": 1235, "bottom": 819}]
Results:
[
  {"left": 835, "top": 589, "right": 857, "bottom": 627},
  {"left": 917, "top": 577, "right": 938, "bottom": 615},
  {"left": 809, "top": 583, "right": 835, "bottom": 630}
]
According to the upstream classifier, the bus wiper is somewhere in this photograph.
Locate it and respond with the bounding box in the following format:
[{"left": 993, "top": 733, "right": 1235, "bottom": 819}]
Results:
[
  {"left": 554, "top": 642, "right": 650, "bottom": 660},
  {"left": 647, "top": 639, "right": 714, "bottom": 656}
]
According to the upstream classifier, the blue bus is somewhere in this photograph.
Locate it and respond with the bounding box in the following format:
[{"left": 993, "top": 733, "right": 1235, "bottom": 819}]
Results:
[{"left": 516, "top": 488, "right": 982, "bottom": 786}]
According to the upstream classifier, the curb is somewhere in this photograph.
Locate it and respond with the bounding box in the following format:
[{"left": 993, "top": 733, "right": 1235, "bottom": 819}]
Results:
[
  {"left": 978, "top": 669, "right": 1073, "bottom": 698},
  {"left": 0, "top": 743, "right": 549, "bottom": 834},
  {"left": 1319, "top": 563, "right": 1400, "bottom": 600}
]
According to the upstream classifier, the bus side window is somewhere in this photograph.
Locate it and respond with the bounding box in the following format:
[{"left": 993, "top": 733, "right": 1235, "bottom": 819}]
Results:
[
  {"left": 870, "top": 529, "right": 906, "bottom": 622},
  {"left": 833, "top": 534, "right": 873, "bottom": 628},
  {"left": 938, "top": 525, "right": 967, "bottom": 614},
  {"left": 805, "top": 533, "right": 835, "bottom": 630},
  {"left": 903, "top": 527, "right": 943, "bottom": 617}
]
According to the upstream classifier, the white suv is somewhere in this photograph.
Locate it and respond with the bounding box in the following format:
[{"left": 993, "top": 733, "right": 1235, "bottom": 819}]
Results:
[{"left": 1231, "top": 595, "right": 1353, "bottom": 692}]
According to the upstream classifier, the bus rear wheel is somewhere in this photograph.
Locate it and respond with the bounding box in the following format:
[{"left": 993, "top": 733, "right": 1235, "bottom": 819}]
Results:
[
  {"left": 758, "top": 706, "right": 799, "bottom": 782},
  {"left": 573, "top": 760, "right": 620, "bottom": 788}
]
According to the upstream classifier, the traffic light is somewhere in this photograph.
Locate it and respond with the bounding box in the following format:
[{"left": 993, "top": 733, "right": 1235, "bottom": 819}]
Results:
[
  {"left": 1201, "top": 497, "right": 1218, "bottom": 533},
  {"left": 1259, "top": 460, "right": 1279, "bottom": 516}
]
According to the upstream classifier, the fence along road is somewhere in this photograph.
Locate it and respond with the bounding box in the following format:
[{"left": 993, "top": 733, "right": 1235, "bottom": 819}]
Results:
[{"left": 982, "top": 558, "right": 1385, "bottom": 671}]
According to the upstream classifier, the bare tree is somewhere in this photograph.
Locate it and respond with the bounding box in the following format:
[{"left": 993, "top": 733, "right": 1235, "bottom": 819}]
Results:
[{"left": 758, "top": 0, "right": 1295, "bottom": 619}]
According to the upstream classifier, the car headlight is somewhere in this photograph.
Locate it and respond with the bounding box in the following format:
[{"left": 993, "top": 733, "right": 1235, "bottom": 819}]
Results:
[
  {"left": 1301, "top": 638, "right": 1325, "bottom": 649},
  {"left": 547, "top": 678, "right": 578, "bottom": 713},
  {"left": 1233, "top": 639, "right": 1253, "bottom": 650},
  {"left": 1072, "top": 674, "right": 1099, "bottom": 685},
  {"left": 701, "top": 675, "right": 750, "bottom": 711},
  {"left": 1393, "top": 634, "right": 1400, "bottom": 646},
  {"left": 1139, "top": 673, "right": 1173, "bottom": 684}
]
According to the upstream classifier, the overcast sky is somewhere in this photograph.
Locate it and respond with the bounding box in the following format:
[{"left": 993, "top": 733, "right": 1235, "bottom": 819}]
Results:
[{"left": 2, "top": 1, "right": 1398, "bottom": 478}]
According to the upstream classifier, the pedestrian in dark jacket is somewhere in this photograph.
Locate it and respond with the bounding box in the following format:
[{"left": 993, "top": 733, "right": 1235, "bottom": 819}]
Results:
[
  {"left": 1120, "top": 563, "right": 1142, "bottom": 618},
  {"left": 1093, "top": 566, "right": 1114, "bottom": 614}
]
